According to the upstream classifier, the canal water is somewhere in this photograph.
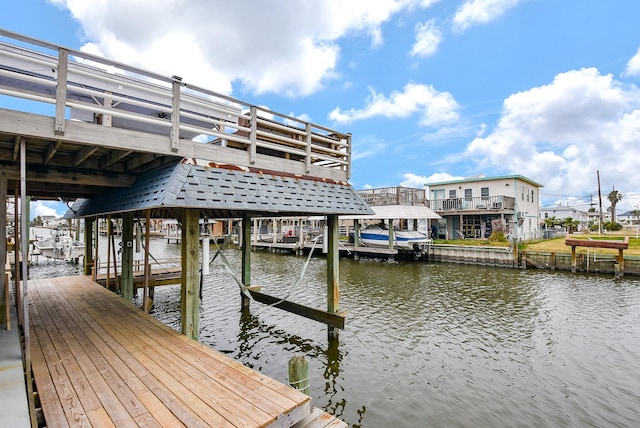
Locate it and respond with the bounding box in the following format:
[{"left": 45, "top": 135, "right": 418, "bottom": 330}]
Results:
[{"left": 28, "top": 235, "right": 640, "bottom": 427}]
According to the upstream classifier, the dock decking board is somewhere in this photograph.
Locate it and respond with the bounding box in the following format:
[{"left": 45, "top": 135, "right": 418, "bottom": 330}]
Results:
[{"left": 28, "top": 276, "right": 311, "bottom": 427}]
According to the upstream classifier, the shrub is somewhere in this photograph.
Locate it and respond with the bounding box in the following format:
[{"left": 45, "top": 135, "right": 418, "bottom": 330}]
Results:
[
  {"left": 604, "top": 221, "right": 623, "bottom": 231},
  {"left": 488, "top": 230, "right": 508, "bottom": 243}
]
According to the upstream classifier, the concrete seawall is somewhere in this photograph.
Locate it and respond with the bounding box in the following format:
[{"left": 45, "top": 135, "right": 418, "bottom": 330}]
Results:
[
  {"left": 521, "top": 250, "right": 640, "bottom": 276},
  {"left": 428, "top": 244, "right": 516, "bottom": 268},
  {"left": 425, "top": 245, "right": 640, "bottom": 276}
]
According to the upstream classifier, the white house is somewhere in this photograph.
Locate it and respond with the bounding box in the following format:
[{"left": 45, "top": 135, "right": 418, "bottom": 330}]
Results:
[
  {"left": 539, "top": 206, "right": 588, "bottom": 229},
  {"left": 425, "top": 175, "right": 543, "bottom": 241}
]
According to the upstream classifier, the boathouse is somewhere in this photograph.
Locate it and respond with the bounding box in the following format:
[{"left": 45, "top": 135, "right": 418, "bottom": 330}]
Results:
[{"left": 0, "top": 28, "right": 368, "bottom": 426}]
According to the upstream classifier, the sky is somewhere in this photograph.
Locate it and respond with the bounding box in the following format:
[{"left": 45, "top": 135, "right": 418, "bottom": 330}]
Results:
[{"left": 2, "top": 0, "right": 640, "bottom": 218}]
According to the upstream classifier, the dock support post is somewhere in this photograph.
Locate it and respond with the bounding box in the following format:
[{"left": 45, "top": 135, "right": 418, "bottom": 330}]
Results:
[
  {"left": 181, "top": 209, "right": 200, "bottom": 341},
  {"left": 571, "top": 246, "right": 577, "bottom": 273},
  {"left": 241, "top": 215, "right": 252, "bottom": 309},
  {"left": 288, "top": 355, "right": 310, "bottom": 395},
  {"left": 121, "top": 212, "right": 134, "bottom": 302},
  {"left": 83, "top": 217, "right": 95, "bottom": 276},
  {"left": 0, "top": 177, "right": 6, "bottom": 328},
  {"left": 616, "top": 249, "right": 624, "bottom": 279},
  {"left": 327, "top": 214, "right": 340, "bottom": 340}
]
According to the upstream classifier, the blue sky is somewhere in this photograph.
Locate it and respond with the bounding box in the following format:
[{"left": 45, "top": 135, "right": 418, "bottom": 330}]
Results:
[{"left": 2, "top": 0, "right": 640, "bottom": 218}]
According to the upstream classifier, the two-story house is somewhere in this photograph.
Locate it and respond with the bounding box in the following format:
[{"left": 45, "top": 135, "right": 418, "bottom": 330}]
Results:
[
  {"left": 539, "top": 205, "right": 588, "bottom": 232},
  {"left": 426, "top": 175, "right": 543, "bottom": 241}
]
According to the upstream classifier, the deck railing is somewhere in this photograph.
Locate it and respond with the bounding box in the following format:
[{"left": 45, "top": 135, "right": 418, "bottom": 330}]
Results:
[
  {"left": 0, "top": 29, "right": 350, "bottom": 179},
  {"left": 430, "top": 195, "right": 515, "bottom": 212},
  {"left": 358, "top": 187, "right": 429, "bottom": 206}
]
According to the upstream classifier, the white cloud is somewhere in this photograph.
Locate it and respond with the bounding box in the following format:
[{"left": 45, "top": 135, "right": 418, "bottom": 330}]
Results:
[
  {"left": 400, "top": 173, "right": 428, "bottom": 188},
  {"left": 424, "top": 172, "right": 465, "bottom": 183},
  {"left": 50, "top": 0, "right": 434, "bottom": 97},
  {"left": 465, "top": 67, "right": 640, "bottom": 205},
  {"left": 624, "top": 47, "right": 640, "bottom": 77},
  {"left": 329, "top": 82, "right": 459, "bottom": 126},
  {"left": 453, "top": 0, "right": 520, "bottom": 33},
  {"left": 410, "top": 20, "right": 441, "bottom": 57},
  {"left": 32, "top": 201, "right": 66, "bottom": 219}
]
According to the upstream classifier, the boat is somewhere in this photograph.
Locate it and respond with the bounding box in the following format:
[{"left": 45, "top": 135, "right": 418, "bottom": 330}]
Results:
[
  {"left": 33, "top": 228, "right": 84, "bottom": 263},
  {"left": 358, "top": 224, "right": 432, "bottom": 249}
]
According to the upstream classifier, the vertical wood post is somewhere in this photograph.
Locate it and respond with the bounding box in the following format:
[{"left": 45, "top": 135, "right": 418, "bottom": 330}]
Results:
[
  {"left": 83, "top": 217, "right": 94, "bottom": 276},
  {"left": 181, "top": 209, "right": 200, "bottom": 341},
  {"left": 327, "top": 214, "right": 340, "bottom": 340},
  {"left": 241, "top": 215, "right": 252, "bottom": 309},
  {"left": 571, "top": 246, "right": 577, "bottom": 272},
  {"left": 143, "top": 210, "right": 152, "bottom": 311},
  {"left": 106, "top": 216, "right": 112, "bottom": 290},
  {"left": 288, "top": 355, "right": 310, "bottom": 395},
  {"left": 0, "top": 177, "right": 7, "bottom": 328},
  {"left": 93, "top": 218, "right": 100, "bottom": 281},
  {"left": 13, "top": 187, "right": 21, "bottom": 326},
  {"left": 121, "top": 212, "right": 134, "bottom": 302}
]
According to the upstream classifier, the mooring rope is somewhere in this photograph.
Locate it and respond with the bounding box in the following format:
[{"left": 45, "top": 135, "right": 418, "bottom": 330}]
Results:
[{"left": 210, "top": 225, "right": 321, "bottom": 307}]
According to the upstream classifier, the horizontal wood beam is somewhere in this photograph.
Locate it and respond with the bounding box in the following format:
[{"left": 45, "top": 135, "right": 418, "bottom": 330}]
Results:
[
  {"left": 249, "top": 289, "right": 346, "bottom": 329},
  {"left": 0, "top": 165, "right": 135, "bottom": 187}
]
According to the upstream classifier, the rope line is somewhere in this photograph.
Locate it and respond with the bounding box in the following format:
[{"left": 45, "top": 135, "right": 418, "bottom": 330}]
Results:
[{"left": 210, "top": 226, "right": 321, "bottom": 307}]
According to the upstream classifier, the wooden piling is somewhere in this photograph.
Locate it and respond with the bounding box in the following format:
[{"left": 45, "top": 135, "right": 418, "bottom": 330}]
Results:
[
  {"left": 181, "top": 208, "right": 200, "bottom": 341},
  {"left": 288, "top": 355, "right": 310, "bottom": 395}
]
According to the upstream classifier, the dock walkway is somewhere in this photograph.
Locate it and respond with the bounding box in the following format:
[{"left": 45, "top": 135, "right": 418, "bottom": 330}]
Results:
[{"left": 29, "top": 276, "right": 311, "bottom": 427}]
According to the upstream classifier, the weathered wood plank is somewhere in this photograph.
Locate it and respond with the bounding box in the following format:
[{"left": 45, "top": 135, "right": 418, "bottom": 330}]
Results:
[{"left": 29, "top": 276, "right": 315, "bottom": 427}]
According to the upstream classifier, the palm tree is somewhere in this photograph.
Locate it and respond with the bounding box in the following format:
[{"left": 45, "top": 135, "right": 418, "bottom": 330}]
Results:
[
  {"left": 607, "top": 188, "right": 622, "bottom": 223},
  {"left": 632, "top": 209, "right": 640, "bottom": 225}
]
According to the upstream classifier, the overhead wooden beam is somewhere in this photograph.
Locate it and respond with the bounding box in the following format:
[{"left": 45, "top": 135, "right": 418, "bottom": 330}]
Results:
[
  {"left": 44, "top": 141, "right": 62, "bottom": 165},
  {"left": 0, "top": 165, "right": 135, "bottom": 187},
  {"left": 100, "top": 149, "right": 132, "bottom": 169},
  {"left": 73, "top": 145, "right": 100, "bottom": 167}
]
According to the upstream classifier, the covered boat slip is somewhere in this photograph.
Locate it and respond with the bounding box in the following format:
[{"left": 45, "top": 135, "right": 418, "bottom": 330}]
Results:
[{"left": 29, "top": 275, "right": 312, "bottom": 427}]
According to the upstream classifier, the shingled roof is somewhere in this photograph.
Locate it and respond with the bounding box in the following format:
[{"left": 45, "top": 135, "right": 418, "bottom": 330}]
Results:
[{"left": 67, "top": 159, "right": 373, "bottom": 219}]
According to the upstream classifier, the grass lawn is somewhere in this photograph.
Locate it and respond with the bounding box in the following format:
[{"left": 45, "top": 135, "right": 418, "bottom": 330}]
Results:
[
  {"left": 434, "top": 232, "right": 640, "bottom": 257},
  {"left": 525, "top": 233, "right": 640, "bottom": 256}
]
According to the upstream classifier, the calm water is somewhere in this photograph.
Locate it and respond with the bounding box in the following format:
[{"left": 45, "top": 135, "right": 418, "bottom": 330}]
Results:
[{"left": 29, "top": 236, "right": 640, "bottom": 427}]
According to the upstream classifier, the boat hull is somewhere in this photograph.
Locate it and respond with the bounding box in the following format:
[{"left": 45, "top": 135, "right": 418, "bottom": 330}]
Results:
[{"left": 359, "top": 226, "right": 431, "bottom": 249}]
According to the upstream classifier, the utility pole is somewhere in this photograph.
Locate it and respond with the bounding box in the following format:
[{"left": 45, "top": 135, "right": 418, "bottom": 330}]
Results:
[{"left": 597, "top": 170, "right": 603, "bottom": 235}]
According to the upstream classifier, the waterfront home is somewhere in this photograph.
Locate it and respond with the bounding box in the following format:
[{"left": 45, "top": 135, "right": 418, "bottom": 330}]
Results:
[{"left": 426, "top": 175, "right": 543, "bottom": 241}]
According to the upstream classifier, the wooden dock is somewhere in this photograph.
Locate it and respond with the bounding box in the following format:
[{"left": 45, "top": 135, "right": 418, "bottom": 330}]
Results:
[{"left": 29, "top": 276, "right": 314, "bottom": 427}]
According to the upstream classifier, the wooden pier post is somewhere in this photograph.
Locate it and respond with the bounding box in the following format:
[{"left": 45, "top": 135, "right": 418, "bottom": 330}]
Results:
[
  {"left": 181, "top": 208, "right": 200, "bottom": 341},
  {"left": 288, "top": 355, "right": 310, "bottom": 395},
  {"left": 241, "top": 215, "right": 252, "bottom": 309},
  {"left": 0, "top": 176, "right": 6, "bottom": 328},
  {"left": 571, "top": 246, "right": 577, "bottom": 273},
  {"left": 327, "top": 214, "right": 340, "bottom": 340},
  {"left": 120, "top": 212, "right": 134, "bottom": 302},
  {"left": 83, "top": 217, "right": 94, "bottom": 276}
]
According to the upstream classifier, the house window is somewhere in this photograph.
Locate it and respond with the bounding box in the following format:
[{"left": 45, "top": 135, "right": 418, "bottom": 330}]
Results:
[
  {"left": 465, "top": 189, "right": 472, "bottom": 199},
  {"left": 449, "top": 189, "right": 456, "bottom": 198},
  {"left": 481, "top": 187, "right": 489, "bottom": 198},
  {"left": 531, "top": 189, "right": 535, "bottom": 204}
]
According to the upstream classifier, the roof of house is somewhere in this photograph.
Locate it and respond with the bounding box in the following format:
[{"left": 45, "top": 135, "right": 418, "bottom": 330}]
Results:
[
  {"left": 425, "top": 174, "right": 544, "bottom": 188},
  {"left": 66, "top": 159, "right": 373, "bottom": 219}
]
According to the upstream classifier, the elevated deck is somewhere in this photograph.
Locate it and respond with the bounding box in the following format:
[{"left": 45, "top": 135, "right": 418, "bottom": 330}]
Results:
[
  {"left": 29, "top": 276, "right": 312, "bottom": 427},
  {"left": 0, "top": 28, "right": 351, "bottom": 201}
]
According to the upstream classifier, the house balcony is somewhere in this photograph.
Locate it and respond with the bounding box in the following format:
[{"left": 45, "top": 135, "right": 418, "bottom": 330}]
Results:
[
  {"left": 358, "top": 186, "right": 428, "bottom": 206},
  {"left": 430, "top": 196, "right": 515, "bottom": 215}
]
